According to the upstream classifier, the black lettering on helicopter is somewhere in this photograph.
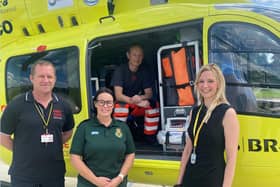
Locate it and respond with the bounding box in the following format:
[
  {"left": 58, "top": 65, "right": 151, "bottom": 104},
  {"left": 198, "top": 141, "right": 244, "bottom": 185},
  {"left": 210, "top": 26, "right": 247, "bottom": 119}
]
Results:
[
  {"left": 0, "top": 20, "right": 13, "bottom": 36},
  {"left": 248, "top": 139, "right": 278, "bottom": 152}
]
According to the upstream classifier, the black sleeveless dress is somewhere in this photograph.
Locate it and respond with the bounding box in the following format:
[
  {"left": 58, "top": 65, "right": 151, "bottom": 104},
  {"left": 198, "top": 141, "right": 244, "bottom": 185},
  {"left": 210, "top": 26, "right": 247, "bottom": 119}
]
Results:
[{"left": 182, "top": 104, "right": 231, "bottom": 187}]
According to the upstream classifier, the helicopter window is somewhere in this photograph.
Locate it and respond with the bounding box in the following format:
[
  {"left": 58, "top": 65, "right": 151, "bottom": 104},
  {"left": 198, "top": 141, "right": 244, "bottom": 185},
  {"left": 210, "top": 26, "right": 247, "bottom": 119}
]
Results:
[
  {"left": 5, "top": 46, "right": 81, "bottom": 114},
  {"left": 209, "top": 22, "right": 280, "bottom": 117}
]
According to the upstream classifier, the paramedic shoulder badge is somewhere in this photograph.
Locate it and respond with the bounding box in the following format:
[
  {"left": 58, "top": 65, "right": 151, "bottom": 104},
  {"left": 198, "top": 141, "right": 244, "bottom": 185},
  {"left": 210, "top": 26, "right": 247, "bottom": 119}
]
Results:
[{"left": 115, "top": 128, "right": 123, "bottom": 138}]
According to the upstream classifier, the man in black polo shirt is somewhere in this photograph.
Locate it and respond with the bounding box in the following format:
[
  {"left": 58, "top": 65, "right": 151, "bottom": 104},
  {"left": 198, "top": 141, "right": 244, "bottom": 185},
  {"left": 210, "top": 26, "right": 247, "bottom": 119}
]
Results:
[
  {"left": 0, "top": 60, "right": 74, "bottom": 187},
  {"left": 111, "top": 44, "right": 160, "bottom": 143}
]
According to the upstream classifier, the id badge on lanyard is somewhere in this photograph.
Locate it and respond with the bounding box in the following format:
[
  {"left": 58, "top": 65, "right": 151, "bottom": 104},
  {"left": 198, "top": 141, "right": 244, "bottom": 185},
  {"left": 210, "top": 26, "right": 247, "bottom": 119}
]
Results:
[
  {"left": 41, "top": 132, "right": 54, "bottom": 143},
  {"left": 34, "top": 102, "right": 54, "bottom": 144},
  {"left": 191, "top": 105, "right": 206, "bottom": 164}
]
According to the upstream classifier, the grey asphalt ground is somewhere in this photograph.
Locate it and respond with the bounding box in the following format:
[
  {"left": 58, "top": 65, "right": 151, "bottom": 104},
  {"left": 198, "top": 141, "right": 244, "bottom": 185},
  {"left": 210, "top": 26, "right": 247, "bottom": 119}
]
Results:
[{"left": 0, "top": 160, "right": 163, "bottom": 187}]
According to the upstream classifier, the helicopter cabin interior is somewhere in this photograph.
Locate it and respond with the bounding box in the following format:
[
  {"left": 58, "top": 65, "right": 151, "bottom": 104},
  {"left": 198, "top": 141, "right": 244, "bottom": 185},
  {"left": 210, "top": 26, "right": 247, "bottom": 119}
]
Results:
[{"left": 88, "top": 20, "right": 203, "bottom": 156}]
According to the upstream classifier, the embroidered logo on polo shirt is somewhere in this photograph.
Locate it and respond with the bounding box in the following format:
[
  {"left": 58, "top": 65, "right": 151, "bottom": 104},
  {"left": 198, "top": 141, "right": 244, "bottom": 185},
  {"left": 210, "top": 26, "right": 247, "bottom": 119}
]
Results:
[
  {"left": 91, "top": 131, "right": 99, "bottom": 135},
  {"left": 115, "top": 128, "right": 123, "bottom": 138},
  {"left": 53, "top": 109, "right": 63, "bottom": 120}
]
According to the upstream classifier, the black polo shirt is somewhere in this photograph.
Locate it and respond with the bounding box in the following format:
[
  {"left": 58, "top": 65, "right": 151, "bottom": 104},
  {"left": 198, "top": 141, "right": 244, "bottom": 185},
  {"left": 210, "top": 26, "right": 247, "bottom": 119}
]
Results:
[
  {"left": 110, "top": 63, "right": 153, "bottom": 97},
  {"left": 70, "top": 117, "right": 135, "bottom": 186},
  {"left": 0, "top": 91, "right": 74, "bottom": 182}
]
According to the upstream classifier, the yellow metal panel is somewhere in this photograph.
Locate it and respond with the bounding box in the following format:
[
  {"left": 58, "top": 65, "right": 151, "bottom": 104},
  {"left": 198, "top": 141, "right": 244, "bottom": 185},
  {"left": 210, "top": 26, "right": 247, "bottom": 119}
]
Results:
[
  {"left": 234, "top": 115, "right": 280, "bottom": 186},
  {"left": 0, "top": 1, "right": 30, "bottom": 48},
  {"left": 0, "top": 0, "right": 109, "bottom": 48},
  {"left": 113, "top": 0, "right": 249, "bottom": 14},
  {"left": 77, "top": 0, "right": 109, "bottom": 24},
  {"left": 114, "top": 0, "right": 150, "bottom": 14},
  {"left": 90, "top": 3, "right": 208, "bottom": 38},
  {"left": 24, "top": 0, "right": 108, "bottom": 32},
  {"left": 129, "top": 159, "right": 179, "bottom": 185}
]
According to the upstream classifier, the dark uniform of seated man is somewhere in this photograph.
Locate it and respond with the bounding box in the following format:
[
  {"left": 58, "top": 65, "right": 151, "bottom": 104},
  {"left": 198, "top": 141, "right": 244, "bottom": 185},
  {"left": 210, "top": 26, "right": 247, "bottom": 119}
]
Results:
[{"left": 111, "top": 44, "right": 159, "bottom": 143}]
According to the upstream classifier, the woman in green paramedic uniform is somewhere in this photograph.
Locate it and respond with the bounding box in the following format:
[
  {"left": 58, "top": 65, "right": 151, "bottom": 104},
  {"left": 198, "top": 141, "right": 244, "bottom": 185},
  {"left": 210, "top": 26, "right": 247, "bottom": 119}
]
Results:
[{"left": 70, "top": 88, "right": 135, "bottom": 187}]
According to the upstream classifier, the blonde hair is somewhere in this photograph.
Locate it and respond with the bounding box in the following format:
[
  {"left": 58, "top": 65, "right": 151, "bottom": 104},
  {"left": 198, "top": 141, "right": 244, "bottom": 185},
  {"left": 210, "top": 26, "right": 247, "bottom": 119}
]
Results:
[{"left": 194, "top": 64, "right": 229, "bottom": 122}]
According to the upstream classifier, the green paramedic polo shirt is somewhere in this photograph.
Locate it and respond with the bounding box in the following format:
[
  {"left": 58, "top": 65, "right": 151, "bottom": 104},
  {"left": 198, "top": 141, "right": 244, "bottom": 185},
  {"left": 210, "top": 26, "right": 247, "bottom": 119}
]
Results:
[{"left": 70, "top": 117, "right": 135, "bottom": 186}]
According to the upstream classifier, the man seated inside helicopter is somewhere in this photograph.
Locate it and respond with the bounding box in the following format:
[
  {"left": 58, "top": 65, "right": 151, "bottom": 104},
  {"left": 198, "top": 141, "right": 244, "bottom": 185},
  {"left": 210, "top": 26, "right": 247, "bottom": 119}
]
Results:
[{"left": 110, "top": 44, "right": 160, "bottom": 145}]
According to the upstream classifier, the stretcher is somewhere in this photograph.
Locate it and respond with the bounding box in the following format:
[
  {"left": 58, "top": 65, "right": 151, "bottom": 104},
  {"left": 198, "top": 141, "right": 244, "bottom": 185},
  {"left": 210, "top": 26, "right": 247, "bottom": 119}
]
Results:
[{"left": 156, "top": 41, "right": 200, "bottom": 151}]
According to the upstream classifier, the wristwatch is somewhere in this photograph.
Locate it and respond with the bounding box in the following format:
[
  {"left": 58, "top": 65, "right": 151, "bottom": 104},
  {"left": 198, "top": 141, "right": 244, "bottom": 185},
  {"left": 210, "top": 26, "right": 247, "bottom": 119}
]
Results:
[{"left": 118, "top": 173, "right": 125, "bottom": 181}]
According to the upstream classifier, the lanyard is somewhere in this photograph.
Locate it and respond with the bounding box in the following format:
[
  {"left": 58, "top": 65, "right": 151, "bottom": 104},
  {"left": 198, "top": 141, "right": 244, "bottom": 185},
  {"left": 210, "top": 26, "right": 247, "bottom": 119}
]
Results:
[
  {"left": 34, "top": 102, "right": 53, "bottom": 133},
  {"left": 192, "top": 105, "right": 206, "bottom": 149}
]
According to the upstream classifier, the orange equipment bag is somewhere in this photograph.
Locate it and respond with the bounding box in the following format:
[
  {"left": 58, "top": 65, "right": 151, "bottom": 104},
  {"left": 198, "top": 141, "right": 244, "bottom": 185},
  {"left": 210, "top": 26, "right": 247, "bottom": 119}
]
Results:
[
  {"left": 162, "top": 56, "right": 173, "bottom": 78},
  {"left": 162, "top": 47, "right": 194, "bottom": 106},
  {"left": 171, "top": 48, "right": 195, "bottom": 106}
]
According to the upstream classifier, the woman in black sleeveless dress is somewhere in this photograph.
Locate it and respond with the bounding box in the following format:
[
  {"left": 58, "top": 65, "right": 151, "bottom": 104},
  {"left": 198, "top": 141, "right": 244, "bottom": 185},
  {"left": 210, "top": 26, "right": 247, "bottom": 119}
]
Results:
[{"left": 176, "top": 64, "right": 239, "bottom": 187}]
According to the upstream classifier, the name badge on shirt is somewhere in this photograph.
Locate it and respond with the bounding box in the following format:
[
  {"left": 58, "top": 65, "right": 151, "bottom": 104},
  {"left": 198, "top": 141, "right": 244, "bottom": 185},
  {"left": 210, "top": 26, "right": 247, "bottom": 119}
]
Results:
[{"left": 41, "top": 133, "right": 54, "bottom": 143}]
